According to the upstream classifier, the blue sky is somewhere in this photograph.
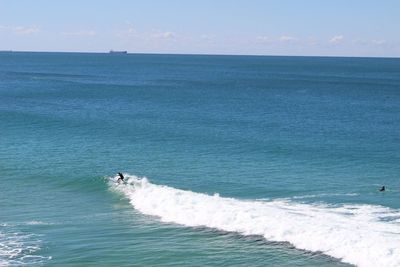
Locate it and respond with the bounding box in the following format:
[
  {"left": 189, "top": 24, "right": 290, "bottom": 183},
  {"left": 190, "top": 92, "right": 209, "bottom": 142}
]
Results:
[{"left": 0, "top": 0, "right": 399, "bottom": 57}]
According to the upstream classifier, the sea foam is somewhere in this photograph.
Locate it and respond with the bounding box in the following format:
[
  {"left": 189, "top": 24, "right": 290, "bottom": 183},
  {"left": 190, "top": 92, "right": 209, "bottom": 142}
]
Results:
[
  {"left": 111, "top": 175, "right": 400, "bottom": 267},
  {"left": 0, "top": 230, "right": 48, "bottom": 266}
]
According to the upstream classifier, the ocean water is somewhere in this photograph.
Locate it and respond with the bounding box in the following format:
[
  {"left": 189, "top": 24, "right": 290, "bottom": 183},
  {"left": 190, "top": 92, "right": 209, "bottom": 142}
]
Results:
[{"left": 0, "top": 52, "right": 399, "bottom": 267}]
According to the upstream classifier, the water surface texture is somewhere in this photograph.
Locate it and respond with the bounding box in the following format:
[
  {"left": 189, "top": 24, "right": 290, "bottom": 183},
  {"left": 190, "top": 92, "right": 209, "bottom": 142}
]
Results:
[{"left": 1, "top": 52, "right": 399, "bottom": 266}]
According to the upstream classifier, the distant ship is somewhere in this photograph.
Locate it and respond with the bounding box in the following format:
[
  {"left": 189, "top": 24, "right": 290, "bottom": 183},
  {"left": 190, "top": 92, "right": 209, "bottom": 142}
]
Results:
[{"left": 109, "top": 50, "right": 128, "bottom": 54}]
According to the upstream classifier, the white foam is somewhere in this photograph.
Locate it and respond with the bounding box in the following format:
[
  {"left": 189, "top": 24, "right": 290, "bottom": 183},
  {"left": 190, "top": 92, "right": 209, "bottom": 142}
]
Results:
[
  {"left": 0, "top": 230, "right": 48, "bottom": 266},
  {"left": 111, "top": 175, "right": 400, "bottom": 267},
  {"left": 24, "top": 221, "right": 53, "bottom": 226},
  {"left": 290, "top": 192, "right": 359, "bottom": 199}
]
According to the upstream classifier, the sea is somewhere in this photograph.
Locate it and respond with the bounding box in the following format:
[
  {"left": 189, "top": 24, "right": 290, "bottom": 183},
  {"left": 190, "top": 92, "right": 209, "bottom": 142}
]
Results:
[{"left": 0, "top": 52, "right": 399, "bottom": 267}]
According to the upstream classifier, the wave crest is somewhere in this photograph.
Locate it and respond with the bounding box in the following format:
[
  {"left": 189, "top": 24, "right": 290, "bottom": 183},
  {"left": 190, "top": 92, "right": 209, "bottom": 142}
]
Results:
[{"left": 110, "top": 174, "right": 400, "bottom": 267}]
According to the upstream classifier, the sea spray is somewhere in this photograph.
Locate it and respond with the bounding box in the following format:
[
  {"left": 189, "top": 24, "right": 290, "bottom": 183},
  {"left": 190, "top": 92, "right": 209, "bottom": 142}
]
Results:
[{"left": 111, "top": 174, "right": 400, "bottom": 267}]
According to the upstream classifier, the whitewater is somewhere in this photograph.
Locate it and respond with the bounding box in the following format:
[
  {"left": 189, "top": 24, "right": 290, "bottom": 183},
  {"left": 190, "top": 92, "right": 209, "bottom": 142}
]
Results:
[
  {"left": 0, "top": 229, "right": 47, "bottom": 266},
  {"left": 111, "top": 174, "right": 400, "bottom": 267}
]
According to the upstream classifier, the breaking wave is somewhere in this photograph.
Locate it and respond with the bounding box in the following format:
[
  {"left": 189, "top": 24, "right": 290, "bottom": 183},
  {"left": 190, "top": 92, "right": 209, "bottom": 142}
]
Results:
[{"left": 110, "top": 174, "right": 400, "bottom": 267}]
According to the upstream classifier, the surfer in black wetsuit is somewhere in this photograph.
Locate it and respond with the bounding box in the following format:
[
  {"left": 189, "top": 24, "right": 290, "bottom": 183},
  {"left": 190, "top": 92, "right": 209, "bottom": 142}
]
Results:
[
  {"left": 117, "top": 172, "right": 125, "bottom": 183},
  {"left": 379, "top": 186, "right": 385, "bottom": 192}
]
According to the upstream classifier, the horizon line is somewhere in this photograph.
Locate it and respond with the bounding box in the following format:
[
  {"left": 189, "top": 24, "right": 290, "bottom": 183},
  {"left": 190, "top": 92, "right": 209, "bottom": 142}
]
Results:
[{"left": 1, "top": 49, "right": 399, "bottom": 60}]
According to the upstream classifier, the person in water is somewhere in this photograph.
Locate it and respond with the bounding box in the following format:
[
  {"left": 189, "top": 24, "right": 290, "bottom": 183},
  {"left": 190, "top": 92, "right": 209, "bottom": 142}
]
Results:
[
  {"left": 379, "top": 186, "right": 385, "bottom": 192},
  {"left": 117, "top": 172, "right": 124, "bottom": 183}
]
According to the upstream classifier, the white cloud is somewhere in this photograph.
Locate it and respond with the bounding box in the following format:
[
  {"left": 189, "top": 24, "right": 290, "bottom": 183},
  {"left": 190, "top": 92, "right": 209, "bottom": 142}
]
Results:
[
  {"left": 306, "top": 37, "right": 318, "bottom": 46},
  {"left": 279, "top": 35, "right": 297, "bottom": 42},
  {"left": 62, "top": 31, "right": 96, "bottom": 37},
  {"left": 0, "top": 25, "right": 40, "bottom": 35},
  {"left": 352, "top": 39, "right": 368, "bottom": 45},
  {"left": 200, "top": 34, "right": 214, "bottom": 40},
  {"left": 199, "top": 34, "right": 216, "bottom": 45},
  {"left": 352, "top": 39, "right": 388, "bottom": 46},
  {"left": 255, "top": 35, "right": 299, "bottom": 45},
  {"left": 329, "top": 35, "right": 344, "bottom": 44},
  {"left": 153, "top": 31, "right": 175, "bottom": 39},
  {"left": 256, "top": 36, "right": 273, "bottom": 44},
  {"left": 115, "top": 25, "right": 138, "bottom": 39},
  {"left": 19, "top": 26, "right": 39, "bottom": 34},
  {"left": 371, "top": 39, "right": 386, "bottom": 45},
  {"left": 116, "top": 26, "right": 177, "bottom": 42}
]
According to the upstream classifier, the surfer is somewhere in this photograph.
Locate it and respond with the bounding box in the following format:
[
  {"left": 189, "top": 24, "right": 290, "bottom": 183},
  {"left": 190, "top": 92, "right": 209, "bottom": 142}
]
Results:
[
  {"left": 379, "top": 186, "right": 385, "bottom": 192},
  {"left": 117, "top": 172, "right": 125, "bottom": 183}
]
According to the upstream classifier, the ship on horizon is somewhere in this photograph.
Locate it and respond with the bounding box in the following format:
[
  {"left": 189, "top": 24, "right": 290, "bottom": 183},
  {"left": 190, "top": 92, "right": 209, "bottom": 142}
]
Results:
[{"left": 109, "top": 50, "right": 128, "bottom": 54}]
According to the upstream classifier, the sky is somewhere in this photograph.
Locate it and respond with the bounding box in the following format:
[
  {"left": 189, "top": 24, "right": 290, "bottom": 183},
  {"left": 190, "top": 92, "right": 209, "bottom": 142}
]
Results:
[{"left": 0, "top": 0, "right": 399, "bottom": 57}]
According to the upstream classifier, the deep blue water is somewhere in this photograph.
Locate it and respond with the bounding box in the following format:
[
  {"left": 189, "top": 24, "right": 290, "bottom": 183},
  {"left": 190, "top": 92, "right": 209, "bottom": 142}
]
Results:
[{"left": 1, "top": 52, "right": 399, "bottom": 266}]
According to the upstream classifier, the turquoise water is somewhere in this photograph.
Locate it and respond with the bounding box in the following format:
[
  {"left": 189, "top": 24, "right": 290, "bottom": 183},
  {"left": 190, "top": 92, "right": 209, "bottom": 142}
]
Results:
[{"left": 1, "top": 52, "right": 399, "bottom": 266}]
